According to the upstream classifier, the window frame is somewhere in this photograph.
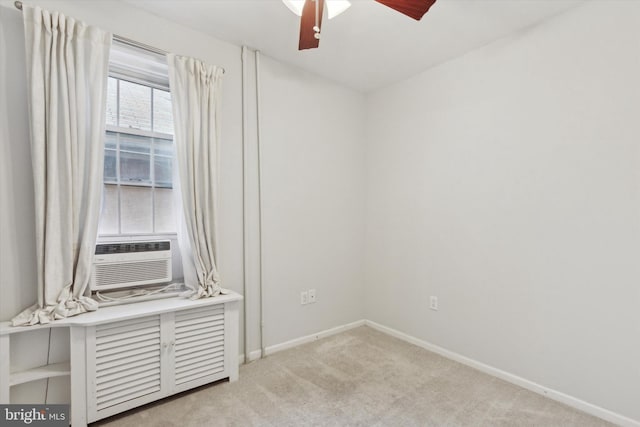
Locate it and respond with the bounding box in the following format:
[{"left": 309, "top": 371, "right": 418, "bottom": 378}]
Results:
[{"left": 98, "top": 74, "right": 177, "bottom": 238}]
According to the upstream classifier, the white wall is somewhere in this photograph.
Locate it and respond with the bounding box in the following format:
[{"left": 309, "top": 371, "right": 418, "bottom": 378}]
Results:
[
  {"left": 259, "top": 56, "right": 366, "bottom": 346},
  {"left": 0, "top": 0, "right": 365, "bottom": 403},
  {"left": 0, "top": 1, "right": 36, "bottom": 326},
  {"left": 365, "top": 1, "right": 640, "bottom": 422}
]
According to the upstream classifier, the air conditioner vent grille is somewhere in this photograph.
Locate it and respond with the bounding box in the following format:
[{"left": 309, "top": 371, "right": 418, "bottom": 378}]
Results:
[{"left": 94, "top": 261, "right": 169, "bottom": 287}]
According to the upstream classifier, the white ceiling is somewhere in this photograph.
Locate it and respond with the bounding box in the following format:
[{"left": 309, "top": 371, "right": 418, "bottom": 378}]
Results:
[{"left": 124, "top": 0, "right": 585, "bottom": 92}]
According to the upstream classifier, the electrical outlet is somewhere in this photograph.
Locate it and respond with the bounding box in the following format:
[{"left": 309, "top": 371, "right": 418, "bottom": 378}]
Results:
[
  {"left": 429, "top": 296, "right": 438, "bottom": 311},
  {"left": 301, "top": 291, "right": 309, "bottom": 305},
  {"left": 308, "top": 289, "right": 316, "bottom": 303}
]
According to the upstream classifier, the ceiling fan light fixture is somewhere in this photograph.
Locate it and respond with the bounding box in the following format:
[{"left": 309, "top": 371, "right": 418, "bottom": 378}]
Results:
[
  {"left": 327, "top": 0, "right": 351, "bottom": 19},
  {"left": 282, "top": 0, "right": 304, "bottom": 16},
  {"left": 282, "top": 0, "right": 351, "bottom": 19}
]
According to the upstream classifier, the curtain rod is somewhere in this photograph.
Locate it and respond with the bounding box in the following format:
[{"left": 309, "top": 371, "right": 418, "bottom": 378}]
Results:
[{"left": 13, "top": 1, "right": 225, "bottom": 74}]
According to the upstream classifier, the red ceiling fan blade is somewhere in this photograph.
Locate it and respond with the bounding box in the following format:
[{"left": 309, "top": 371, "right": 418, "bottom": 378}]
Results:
[
  {"left": 299, "top": 0, "right": 325, "bottom": 50},
  {"left": 374, "top": 0, "right": 437, "bottom": 21}
]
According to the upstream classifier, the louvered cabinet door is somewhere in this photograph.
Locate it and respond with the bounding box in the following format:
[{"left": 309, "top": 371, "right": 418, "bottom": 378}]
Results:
[
  {"left": 171, "top": 305, "right": 226, "bottom": 393},
  {"left": 86, "top": 315, "right": 165, "bottom": 422}
]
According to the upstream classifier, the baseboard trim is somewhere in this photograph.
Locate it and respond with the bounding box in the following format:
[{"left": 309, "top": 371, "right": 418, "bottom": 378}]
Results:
[
  {"left": 364, "top": 320, "right": 640, "bottom": 427},
  {"left": 238, "top": 349, "right": 263, "bottom": 364},
  {"left": 240, "top": 319, "right": 366, "bottom": 364},
  {"left": 267, "top": 319, "right": 366, "bottom": 355}
]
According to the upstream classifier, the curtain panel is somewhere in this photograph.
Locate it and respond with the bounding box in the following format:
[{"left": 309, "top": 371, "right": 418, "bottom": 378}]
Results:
[
  {"left": 167, "top": 54, "right": 225, "bottom": 299},
  {"left": 11, "top": 6, "right": 112, "bottom": 326}
]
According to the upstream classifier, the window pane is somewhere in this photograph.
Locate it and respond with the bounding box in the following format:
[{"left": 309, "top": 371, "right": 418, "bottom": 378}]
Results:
[
  {"left": 104, "top": 149, "right": 117, "bottom": 182},
  {"left": 154, "top": 139, "right": 173, "bottom": 188},
  {"left": 154, "top": 188, "right": 175, "bottom": 233},
  {"left": 153, "top": 89, "right": 173, "bottom": 135},
  {"left": 120, "top": 133, "right": 150, "bottom": 154},
  {"left": 154, "top": 156, "right": 172, "bottom": 188},
  {"left": 104, "top": 133, "right": 117, "bottom": 182},
  {"left": 121, "top": 186, "right": 153, "bottom": 233},
  {"left": 154, "top": 138, "right": 172, "bottom": 157},
  {"left": 121, "top": 152, "right": 151, "bottom": 184},
  {"left": 105, "top": 131, "right": 117, "bottom": 150},
  {"left": 106, "top": 77, "right": 117, "bottom": 126},
  {"left": 119, "top": 80, "right": 151, "bottom": 131},
  {"left": 120, "top": 134, "right": 151, "bottom": 184},
  {"left": 98, "top": 184, "right": 119, "bottom": 234}
]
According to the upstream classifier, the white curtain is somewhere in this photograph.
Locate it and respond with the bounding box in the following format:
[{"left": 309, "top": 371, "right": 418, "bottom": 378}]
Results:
[
  {"left": 167, "top": 54, "right": 225, "bottom": 299},
  {"left": 11, "top": 6, "right": 112, "bottom": 326}
]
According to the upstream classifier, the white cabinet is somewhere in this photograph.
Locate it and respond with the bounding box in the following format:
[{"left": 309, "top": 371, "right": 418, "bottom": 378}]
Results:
[
  {"left": 1, "top": 292, "right": 242, "bottom": 427},
  {"left": 85, "top": 303, "right": 233, "bottom": 423},
  {"left": 173, "top": 305, "right": 226, "bottom": 390},
  {"left": 86, "top": 314, "right": 164, "bottom": 421}
]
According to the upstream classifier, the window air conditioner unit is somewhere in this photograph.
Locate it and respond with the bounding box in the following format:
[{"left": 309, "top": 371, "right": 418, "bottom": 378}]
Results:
[{"left": 91, "top": 241, "right": 172, "bottom": 292}]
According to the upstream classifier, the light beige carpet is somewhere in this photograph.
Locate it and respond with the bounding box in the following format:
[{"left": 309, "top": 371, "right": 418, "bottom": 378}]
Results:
[{"left": 95, "top": 326, "right": 613, "bottom": 427}]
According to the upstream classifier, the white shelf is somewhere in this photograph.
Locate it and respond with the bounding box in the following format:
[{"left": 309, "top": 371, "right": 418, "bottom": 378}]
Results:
[
  {"left": 10, "top": 362, "right": 71, "bottom": 386},
  {"left": 1, "top": 292, "right": 243, "bottom": 334}
]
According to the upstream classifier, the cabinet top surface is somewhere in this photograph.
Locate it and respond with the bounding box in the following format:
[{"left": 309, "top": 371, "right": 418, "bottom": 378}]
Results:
[{"left": 0, "top": 291, "right": 242, "bottom": 334}]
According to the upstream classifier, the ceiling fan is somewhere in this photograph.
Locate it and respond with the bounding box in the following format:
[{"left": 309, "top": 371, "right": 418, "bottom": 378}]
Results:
[{"left": 283, "top": 0, "right": 437, "bottom": 50}]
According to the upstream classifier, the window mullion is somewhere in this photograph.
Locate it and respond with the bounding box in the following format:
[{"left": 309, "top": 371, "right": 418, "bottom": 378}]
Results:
[
  {"left": 150, "top": 90, "right": 156, "bottom": 233},
  {"left": 150, "top": 86, "right": 155, "bottom": 134},
  {"left": 116, "top": 132, "right": 122, "bottom": 236},
  {"left": 116, "top": 78, "right": 120, "bottom": 128},
  {"left": 151, "top": 138, "right": 156, "bottom": 234},
  {"left": 116, "top": 80, "right": 122, "bottom": 235}
]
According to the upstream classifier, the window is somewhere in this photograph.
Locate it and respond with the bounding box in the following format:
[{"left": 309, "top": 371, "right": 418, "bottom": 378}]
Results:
[{"left": 98, "top": 44, "right": 176, "bottom": 236}]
